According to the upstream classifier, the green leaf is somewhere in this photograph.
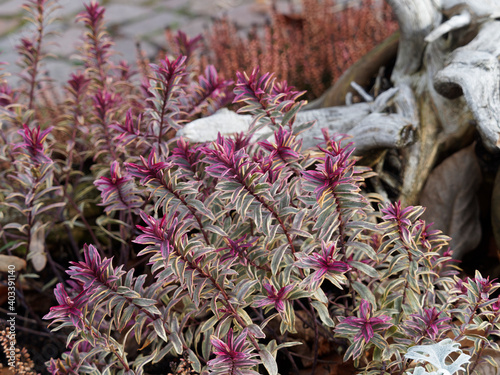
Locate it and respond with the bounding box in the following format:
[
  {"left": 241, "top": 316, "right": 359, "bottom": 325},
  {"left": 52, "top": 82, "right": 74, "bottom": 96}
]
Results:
[
  {"left": 313, "top": 288, "right": 329, "bottom": 304},
  {"left": 259, "top": 349, "right": 278, "bottom": 375},
  {"left": 352, "top": 281, "right": 376, "bottom": 307},
  {"left": 33, "top": 201, "right": 66, "bottom": 216},
  {"left": 259, "top": 313, "right": 279, "bottom": 331},
  {"left": 193, "top": 278, "right": 208, "bottom": 308},
  {"left": 292, "top": 209, "right": 307, "bottom": 230},
  {"left": 370, "top": 333, "right": 388, "bottom": 351},
  {"left": 288, "top": 228, "right": 313, "bottom": 238},
  {"left": 2, "top": 223, "right": 28, "bottom": 235},
  {"left": 271, "top": 244, "right": 287, "bottom": 275},
  {"left": 482, "top": 354, "right": 499, "bottom": 370},
  {"left": 0, "top": 241, "right": 17, "bottom": 254},
  {"left": 169, "top": 332, "right": 183, "bottom": 355},
  {"left": 263, "top": 211, "right": 273, "bottom": 237},
  {"left": 292, "top": 120, "right": 315, "bottom": 135},
  {"left": 373, "top": 345, "right": 382, "bottom": 362},
  {"left": 186, "top": 348, "right": 201, "bottom": 373},
  {"left": 240, "top": 194, "right": 254, "bottom": 218},
  {"left": 344, "top": 338, "right": 364, "bottom": 361},
  {"left": 349, "top": 260, "right": 378, "bottom": 278},
  {"left": 205, "top": 224, "right": 228, "bottom": 237},
  {"left": 120, "top": 306, "right": 136, "bottom": 335},
  {"left": 134, "top": 314, "right": 149, "bottom": 345},
  {"left": 404, "top": 288, "right": 422, "bottom": 313},
  {"left": 187, "top": 199, "right": 216, "bottom": 221},
  {"left": 311, "top": 300, "right": 335, "bottom": 327},
  {"left": 202, "top": 329, "right": 214, "bottom": 360},
  {"left": 236, "top": 279, "right": 258, "bottom": 302},
  {"left": 131, "top": 297, "right": 157, "bottom": 307},
  {"left": 96, "top": 216, "right": 128, "bottom": 244},
  {"left": 346, "top": 241, "right": 377, "bottom": 260},
  {"left": 236, "top": 308, "right": 253, "bottom": 326},
  {"left": 276, "top": 341, "right": 302, "bottom": 351},
  {"left": 247, "top": 324, "right": 266, "bottom": 339},
  {"left": 407, "top": 260, "right": 420, "bottom": 292},
  {"left": 281, "top": 103, "right": 302, "bottom": 126},
  {"left": 152, "top": 319, "right": 168, "bottom": 342}
]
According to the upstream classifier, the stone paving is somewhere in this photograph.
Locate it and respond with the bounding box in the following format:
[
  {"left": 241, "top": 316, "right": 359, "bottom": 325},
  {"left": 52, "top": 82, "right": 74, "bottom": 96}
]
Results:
[{"left": 0, "top": 0, "right": 285, "bottom": 84}]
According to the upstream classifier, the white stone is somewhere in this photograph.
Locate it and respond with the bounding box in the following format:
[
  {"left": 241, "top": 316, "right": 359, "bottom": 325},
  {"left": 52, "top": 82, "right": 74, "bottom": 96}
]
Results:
[
  {"left": 225, "top": 4, "right": 267, "bottom": 28},
  {"left": 45, "top": 27, "right": 84, "bottom": 58},
  {"left": 113, "top": 37, "right": 155, "bottom": 63},
  {"left": 43, "top": 59, "right": 75, "bottom": 84},
  {"left": 179, "top": 18, "right": 210, "bottom": 38},
  {"left": 0, "top": 0, "right": 22, "bottom": 16},
  {"left": 121, "top": 12, "right": 181, "bottom": 38},
  {"left": 178, "top": 108, "right": 271, "bottom": 143},
  {"left": 53, "top": 0, "right": 86, "bottom": 18},
  {"left": 103, "top": 4, "right": 152, "bottom": 25}
]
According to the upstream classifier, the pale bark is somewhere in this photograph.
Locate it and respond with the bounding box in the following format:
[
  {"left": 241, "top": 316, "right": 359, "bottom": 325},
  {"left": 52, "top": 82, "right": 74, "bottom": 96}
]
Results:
[
  {"left": 425, "top": 10, "right": 471, "bottom": 43},
  {"left": 433, "top": 21, "right": 500, "bottom": 151},
  {"left": 179, "top": 102, "right": 414, "bottom": 154},
  {"left": 385, "top": 0, "right": 440, "bottom": 82}
]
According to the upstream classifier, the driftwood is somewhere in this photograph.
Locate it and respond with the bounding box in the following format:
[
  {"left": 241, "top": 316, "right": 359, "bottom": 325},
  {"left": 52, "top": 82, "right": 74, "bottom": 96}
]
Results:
[
  {"left": 386, "top": 0, "right": 440, "bottom": 82},
  {"left": 180, "top": 0, "right": 500, "bottom": 212},
  {"left": 308, "top": 32, "right": 400, "bottom": 108},
  {"left": 179, "top": 88, "right": 414, "bottom": 154},
  {"left": 390, "top": 0, "right": 500, "bottom": 206},
  {"left": 434, "top": 21, "right": 500, "bottom": 151}
]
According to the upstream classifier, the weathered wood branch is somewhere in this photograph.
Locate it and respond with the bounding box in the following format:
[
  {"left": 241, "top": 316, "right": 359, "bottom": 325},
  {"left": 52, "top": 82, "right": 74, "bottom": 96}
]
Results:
[
  {"left": 425, "top": 10, "right": 471, "bottom": 43},
  {"left": 178, "top": 101, "right": 415, "bottom": 155},
  {"left": 440, "top": 0, "right": 500, "bottom": 19},
  {"left": 379, "top": 0, "right": 500, "bottom": 207},
  {"left": 308, "top": 32, "right": 399, "bottom": 108},
  {"left": 385, "top": 0, "right": 440, "bottom": 82},
  {"left": 433, "top": 21, "right": 500, "bottom": 152}
]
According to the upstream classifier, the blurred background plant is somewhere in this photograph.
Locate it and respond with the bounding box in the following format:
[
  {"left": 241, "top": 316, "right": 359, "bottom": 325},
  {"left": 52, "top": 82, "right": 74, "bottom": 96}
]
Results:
[{"left": 165, "top": 0, "right": 398, "bottom": 101}]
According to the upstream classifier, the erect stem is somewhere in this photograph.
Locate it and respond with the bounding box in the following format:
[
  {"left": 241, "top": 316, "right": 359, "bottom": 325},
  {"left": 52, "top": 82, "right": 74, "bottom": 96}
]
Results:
[
  {"left": 109, "top": 345, "right": 131, "bottom": 372},
  {"left": 453, "top": 303, "right": 479, "bottom": 343},
  {"left": 396, "top": 225, "right": 417, "bottom": 322},
  {"left": 169, "top": 238, "right": 264, "bottom": 351},
  {"left": 332, "top": 190, "right": 357, "bottom": 312},
  {"left": 156, "top": 86, "right": 170, "bottom": 157},
  {"left": 27, "top": 2, "right": 45, "bottom": 110},
  {"left": 468, "top": 317, "right": 496, "bottom": 375},
  {"left": 160, "top": 173, "right": 211, "bottom": 245},
  {"left": 81, "top": 319, "right": 134, "bottom": 373},
  {"left": 97, "top": 111, "right": 118, "bottom": 162},
  {"left": 233, "top": 170, "right": 297, "bottom": 256}
]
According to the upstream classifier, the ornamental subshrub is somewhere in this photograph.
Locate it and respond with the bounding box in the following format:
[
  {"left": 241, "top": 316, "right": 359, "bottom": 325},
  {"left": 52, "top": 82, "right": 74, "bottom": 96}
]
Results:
[{"left": 1, "top": 1, "right": 500, "bottom": 375}]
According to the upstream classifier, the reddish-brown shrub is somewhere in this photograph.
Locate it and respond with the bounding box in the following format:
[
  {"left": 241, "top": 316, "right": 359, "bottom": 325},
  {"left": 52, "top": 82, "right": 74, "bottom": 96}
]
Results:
[{"left": 196, "top": 0, "right": 399, "bottom": 100}]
